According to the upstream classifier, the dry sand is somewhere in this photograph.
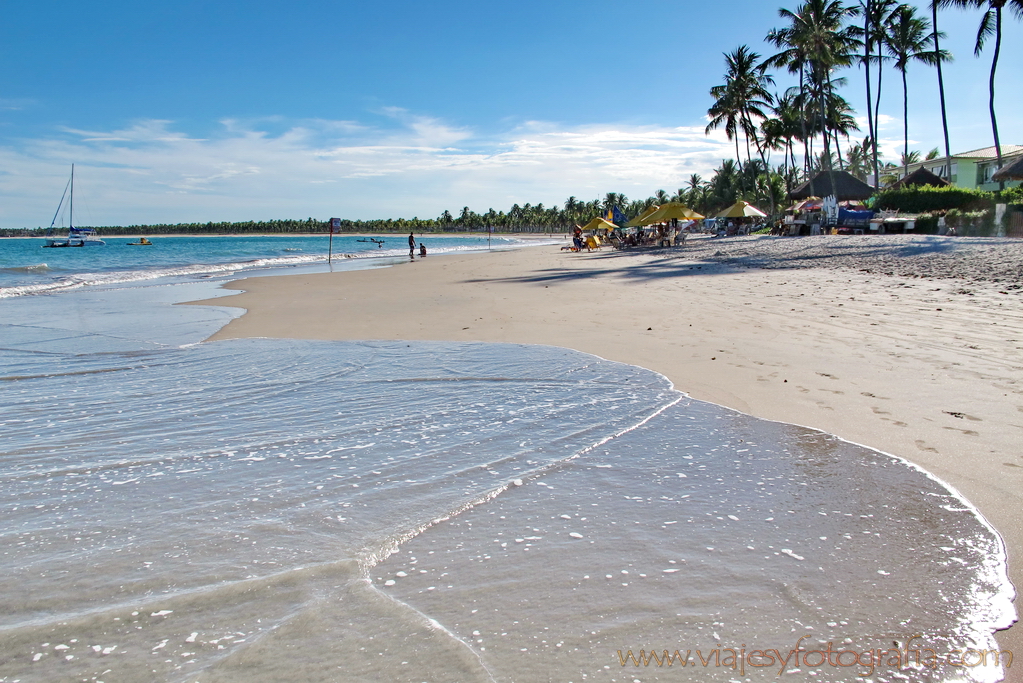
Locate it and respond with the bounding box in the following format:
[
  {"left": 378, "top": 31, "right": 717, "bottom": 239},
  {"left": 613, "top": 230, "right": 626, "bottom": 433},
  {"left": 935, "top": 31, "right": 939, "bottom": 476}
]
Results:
[{"left": 200, "top": 234, "right": 1023, "bottom": 678}]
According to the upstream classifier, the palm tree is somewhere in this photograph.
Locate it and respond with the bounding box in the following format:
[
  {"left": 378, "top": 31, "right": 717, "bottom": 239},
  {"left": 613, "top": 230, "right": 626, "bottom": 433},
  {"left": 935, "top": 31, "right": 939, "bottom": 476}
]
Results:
[
  {"left": 931, "top": 0, "right": 954, "bottom": 181},
  {"left": 886, "top": 4, "right": 947, "bottom": 177},
  {"left": 708, "top": 46, "right": 776, "bottom": 213},
  {"left": 860, "top": 0, "right": 898, "bottom": 184},
  {"left": 859, "top": 0, "right": 875, "bottom": 183},
  {"left": 943, "top": 0, "right": 1023, "bottom": 186},
  {"left": 767, "top": 0, "right": 859, "bottom": 192},
  {"left": 822, "top": 89, "right": 860, "bottom": 169},
  {"left": 766, "top": 12, "right": 813, "bottom": 175},
  {"left": 685, "top": 174, "right": 708, "bottom": 211},
  {"left": 706, "top": 86, "right": 744, "bottom": 168},
  {"left": 845, "top": 136, "right": 873, "bottom": 180},
  {"left": 707, "top": 46, "right": 775, "bottom": 165}
]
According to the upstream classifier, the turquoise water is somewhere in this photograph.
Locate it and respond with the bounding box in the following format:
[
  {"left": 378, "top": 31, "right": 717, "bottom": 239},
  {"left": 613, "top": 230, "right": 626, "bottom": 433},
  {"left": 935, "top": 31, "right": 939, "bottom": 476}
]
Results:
[
  {"left": 0, "top": 234, "right": 521, "bottom": 297},
  {"left": 0, "top": 237, "right": 1015, "bottom": 683}
]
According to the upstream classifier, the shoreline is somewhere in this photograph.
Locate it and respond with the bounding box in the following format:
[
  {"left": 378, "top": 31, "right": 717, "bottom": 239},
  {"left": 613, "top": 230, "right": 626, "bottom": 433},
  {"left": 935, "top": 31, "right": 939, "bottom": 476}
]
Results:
[
  {"left": 198, "top": 236, "right": 1022, "bottom": 677},
  {"left": 0, "top": 231, "right": 569, "bottom": 239}
]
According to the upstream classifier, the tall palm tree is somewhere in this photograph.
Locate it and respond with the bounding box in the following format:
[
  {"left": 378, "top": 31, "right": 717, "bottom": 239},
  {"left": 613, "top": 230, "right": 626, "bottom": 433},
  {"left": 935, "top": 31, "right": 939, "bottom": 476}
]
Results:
[
  {"left": 931, "top": 0, "right": 954, "bottom": 181},
  {"left": 943, "top": 0, "right": 1023, "bottom": 185},
  {"left": 767, "top": 12, "right": 813, "bottom": 176},
  {"left": 706, "top": 86, "right": 744, "bottom": 169},
  {"left": 860, "top": 0, "right": 898, "bottom": 184},
  {"left": 885, "top": 4, "right": 947, "bottom": 177},
  {"left": 768, "top": 0, "right": 859, "bottom": 196},
  {"left": 707, "top": 46, "right": 775, "bottom": 165},
  {"left": 859, "top": 0, "right": 874, "bottom": 182},
  {"left": 710, "top": 46, "right": 776, "bottom": 213}
]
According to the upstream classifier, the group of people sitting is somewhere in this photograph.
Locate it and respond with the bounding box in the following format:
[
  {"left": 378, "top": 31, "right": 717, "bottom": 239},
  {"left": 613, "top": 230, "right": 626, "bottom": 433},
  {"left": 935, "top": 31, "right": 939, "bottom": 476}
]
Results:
[
  {"left": 566, "top": 225, "right": 687, "bottom": 252},
  {"left": 611, "top": 225, "right": 682, "bottom": 249}
]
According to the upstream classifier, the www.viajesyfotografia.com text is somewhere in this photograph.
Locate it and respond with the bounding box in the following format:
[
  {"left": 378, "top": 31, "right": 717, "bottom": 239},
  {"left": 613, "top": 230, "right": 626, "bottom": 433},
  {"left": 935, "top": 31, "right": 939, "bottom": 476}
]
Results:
[{"left": 617, "top": 635, "right": 1012, "bottom": 676}]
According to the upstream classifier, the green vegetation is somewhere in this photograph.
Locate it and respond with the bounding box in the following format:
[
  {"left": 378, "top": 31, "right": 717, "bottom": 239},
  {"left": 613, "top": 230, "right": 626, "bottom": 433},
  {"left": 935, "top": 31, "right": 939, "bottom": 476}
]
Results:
[{"left": 873, "top": 185, "right": 994, "bottom": 212}]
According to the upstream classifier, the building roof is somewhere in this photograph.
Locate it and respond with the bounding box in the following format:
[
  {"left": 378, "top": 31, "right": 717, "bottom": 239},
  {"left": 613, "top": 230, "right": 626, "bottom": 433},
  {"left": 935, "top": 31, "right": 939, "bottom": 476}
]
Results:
[
  {"left": 890, "top": 167, "right": 951, "bottom": 189},
  {"left": 992, "top": 155, "right": 1023, "bottom": 182},
  {"left": 953, "top": 144, "right": 1023, "bottom": 160},
  {"left": 789, "top": 170, "right": 875, "bottom": 201}
]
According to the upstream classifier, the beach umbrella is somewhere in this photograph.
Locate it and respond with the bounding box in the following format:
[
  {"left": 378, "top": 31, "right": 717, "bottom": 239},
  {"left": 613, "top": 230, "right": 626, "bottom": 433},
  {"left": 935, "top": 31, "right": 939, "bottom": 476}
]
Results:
[
  {"left": 579, "top": 217, "right": 617, "bottom": 232},
  {"left": 640, "top": 202, "right": 705, "bottom": 224},
  {"left": 715, "top": 200, "right": 768, "bottom": 219},
  {"left": 627, "top": 205, "right": 660, "bottom": 227}
]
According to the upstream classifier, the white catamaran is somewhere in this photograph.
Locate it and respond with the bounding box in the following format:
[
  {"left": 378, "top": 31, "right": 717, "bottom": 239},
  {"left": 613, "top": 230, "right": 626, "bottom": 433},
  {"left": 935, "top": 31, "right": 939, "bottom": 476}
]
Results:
[{"left": 43, "top": 165, "right": 105, "bottom": 248}]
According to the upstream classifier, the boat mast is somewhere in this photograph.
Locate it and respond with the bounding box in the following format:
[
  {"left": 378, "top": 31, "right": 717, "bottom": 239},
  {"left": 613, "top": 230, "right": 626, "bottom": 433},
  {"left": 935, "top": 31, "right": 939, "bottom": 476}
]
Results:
[{"left": 69, "top": 164, "right": 74, "bottom": 230}]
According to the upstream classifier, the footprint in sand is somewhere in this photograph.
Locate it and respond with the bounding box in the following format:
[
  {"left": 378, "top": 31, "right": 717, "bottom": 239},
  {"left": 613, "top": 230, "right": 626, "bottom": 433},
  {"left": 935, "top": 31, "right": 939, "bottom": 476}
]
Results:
[
  {"left": 915, "top": 440, "right": 939, "bottom": 453},
  {"left": 871, "top": 407, "right": 891, "bottom": 415},
  {"left": 943, "top": 427, "right": 980, "bottom": 436},
  {"left": 862, "top": 392, "right": 890, "bottom": 400}
]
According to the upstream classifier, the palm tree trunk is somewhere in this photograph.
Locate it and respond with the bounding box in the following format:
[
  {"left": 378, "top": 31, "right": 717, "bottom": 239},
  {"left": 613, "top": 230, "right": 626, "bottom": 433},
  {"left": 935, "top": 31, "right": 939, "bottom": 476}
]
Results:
[
  {"left": 820, "top": 78, "right": 838, "bottom": 205},
  {"left": 799, "top": 64, "right": 810, "bottom": 177},
  {"left": 932, "top": 0, "right": 953, "bottom": 182},
  {"left": 988, "top": 6, "right": 1003, "bottom": 189},
  {"left": 865, "top": 0, "right": 877, "bottom": 185},
  {"left": 874, "top": 44, "right": 885, "bottom": 178},
  {"left": 902, "top": 69, "right": 910, "bottom": 177}
]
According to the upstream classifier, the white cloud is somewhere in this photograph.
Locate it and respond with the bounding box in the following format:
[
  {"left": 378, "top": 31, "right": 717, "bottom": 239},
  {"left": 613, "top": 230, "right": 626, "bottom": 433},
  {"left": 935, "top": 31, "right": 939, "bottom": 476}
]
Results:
[{"left": 0, "top": 114, "right": 736, "bottom": 226}]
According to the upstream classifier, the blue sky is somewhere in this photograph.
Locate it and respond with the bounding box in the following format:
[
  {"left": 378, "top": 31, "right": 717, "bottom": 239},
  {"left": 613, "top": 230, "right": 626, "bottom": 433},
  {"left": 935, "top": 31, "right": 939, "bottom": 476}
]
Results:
[{"left": 1, "top": 0, "right": 1020, "bottom": 226}]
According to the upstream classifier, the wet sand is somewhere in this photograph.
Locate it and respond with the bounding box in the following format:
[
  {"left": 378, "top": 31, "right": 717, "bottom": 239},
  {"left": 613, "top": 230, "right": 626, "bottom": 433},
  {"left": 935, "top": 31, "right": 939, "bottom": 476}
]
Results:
[{"left": 201, "top": 234, "right": 1023, "bottom": 678}]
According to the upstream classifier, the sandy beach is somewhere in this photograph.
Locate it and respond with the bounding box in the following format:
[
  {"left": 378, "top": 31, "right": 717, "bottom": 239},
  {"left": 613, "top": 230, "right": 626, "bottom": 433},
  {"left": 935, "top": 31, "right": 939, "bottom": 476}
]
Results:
[{"left": 204, "top": 233, "right": 1023, "bottom": 678}]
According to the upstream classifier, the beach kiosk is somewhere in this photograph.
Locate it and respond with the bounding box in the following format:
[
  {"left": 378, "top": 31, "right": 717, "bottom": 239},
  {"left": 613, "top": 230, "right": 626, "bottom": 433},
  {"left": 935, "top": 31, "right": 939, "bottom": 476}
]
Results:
[{"left": 788, "top": 171, "right": 875, "bottom": 235}]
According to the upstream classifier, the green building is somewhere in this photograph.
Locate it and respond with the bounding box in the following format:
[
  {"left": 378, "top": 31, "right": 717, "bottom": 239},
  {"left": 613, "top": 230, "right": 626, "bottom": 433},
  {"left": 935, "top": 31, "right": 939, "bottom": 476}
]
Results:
[{"left": 901, "top": 144, "right": 1023, "bottom": 191}]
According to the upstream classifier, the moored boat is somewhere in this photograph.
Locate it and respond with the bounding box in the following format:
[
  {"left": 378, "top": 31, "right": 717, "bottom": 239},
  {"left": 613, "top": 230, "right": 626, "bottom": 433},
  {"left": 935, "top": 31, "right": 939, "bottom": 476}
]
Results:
[{"left": 42, "top": 165, "right": 105, "bottom": 248}]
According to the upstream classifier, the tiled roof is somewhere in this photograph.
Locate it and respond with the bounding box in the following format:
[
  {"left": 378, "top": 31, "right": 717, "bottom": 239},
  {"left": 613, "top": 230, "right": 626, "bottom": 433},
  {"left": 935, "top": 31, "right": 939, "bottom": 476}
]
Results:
[{"left": 954, "top": 144, "right": 1023, "bottom": 160}]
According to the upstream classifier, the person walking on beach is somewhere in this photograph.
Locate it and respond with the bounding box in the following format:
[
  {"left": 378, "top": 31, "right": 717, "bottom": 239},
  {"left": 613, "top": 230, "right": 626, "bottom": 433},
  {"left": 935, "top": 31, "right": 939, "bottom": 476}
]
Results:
[{"left": 408, "top": 232, "right": 416, "bottom": 257}]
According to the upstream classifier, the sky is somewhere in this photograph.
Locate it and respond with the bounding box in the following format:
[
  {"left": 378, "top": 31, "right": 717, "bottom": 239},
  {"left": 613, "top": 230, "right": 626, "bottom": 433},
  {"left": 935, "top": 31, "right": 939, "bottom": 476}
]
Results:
[{"left": 1, "top": 0, "right": 1020, "bottom": 227}]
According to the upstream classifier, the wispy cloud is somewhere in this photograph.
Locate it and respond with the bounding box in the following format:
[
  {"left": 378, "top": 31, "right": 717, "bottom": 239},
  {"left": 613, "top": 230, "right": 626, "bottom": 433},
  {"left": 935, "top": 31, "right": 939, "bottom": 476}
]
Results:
[{"left": 0, "top": 114, "right": 735, "bottom": 226}]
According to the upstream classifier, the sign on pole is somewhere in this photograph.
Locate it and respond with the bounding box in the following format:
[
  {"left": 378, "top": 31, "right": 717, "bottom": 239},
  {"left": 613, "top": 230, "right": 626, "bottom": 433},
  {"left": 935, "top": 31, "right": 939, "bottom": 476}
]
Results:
[{"left": 328, "top": 217, "right": 341, "bottom": 263}]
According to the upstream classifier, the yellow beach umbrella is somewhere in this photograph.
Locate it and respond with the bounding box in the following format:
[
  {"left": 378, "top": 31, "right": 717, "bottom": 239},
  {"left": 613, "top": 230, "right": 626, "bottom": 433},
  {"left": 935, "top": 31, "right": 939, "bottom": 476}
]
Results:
[
  {"left": 580, "top": 217, "right": 617, "bottom": 232},
  {"left": 640, "top": 202, "right": 704, "bottom": 224},
  {"left": 626, "top": 205, "right": 660, "bottom": 227},
  {"left": 716, "top": 200, "right": 768, "bottom": 219}
]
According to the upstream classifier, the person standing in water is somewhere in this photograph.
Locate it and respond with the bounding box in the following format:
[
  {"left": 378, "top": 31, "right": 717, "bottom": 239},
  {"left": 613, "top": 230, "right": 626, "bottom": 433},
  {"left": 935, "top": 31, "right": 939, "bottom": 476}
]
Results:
[{"left": 408, "top": 232, "right": 416, "bottom": 257}]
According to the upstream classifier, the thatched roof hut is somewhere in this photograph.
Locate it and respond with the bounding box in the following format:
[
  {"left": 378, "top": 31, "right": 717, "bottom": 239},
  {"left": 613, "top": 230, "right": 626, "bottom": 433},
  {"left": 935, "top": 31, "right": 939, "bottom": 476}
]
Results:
[
  {"left": 789, "top": 170, "right": 875, "bottom": 201},
  {"left": 992, "top": 155, "right": 1023, "bottom": 182},
  {"left": 890, "top": 167, "right": 950, "bottom": 189}
]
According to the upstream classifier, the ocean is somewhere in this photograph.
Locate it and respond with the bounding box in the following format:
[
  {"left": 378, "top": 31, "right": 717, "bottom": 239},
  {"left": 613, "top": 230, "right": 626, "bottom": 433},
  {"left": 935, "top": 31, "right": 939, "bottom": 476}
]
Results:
[
  {"left": 0, "top": 235, "right": 1015, "bottom": 683},
  {"left": 0, "top": 234, "right": 521, "bottom": 298}
]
